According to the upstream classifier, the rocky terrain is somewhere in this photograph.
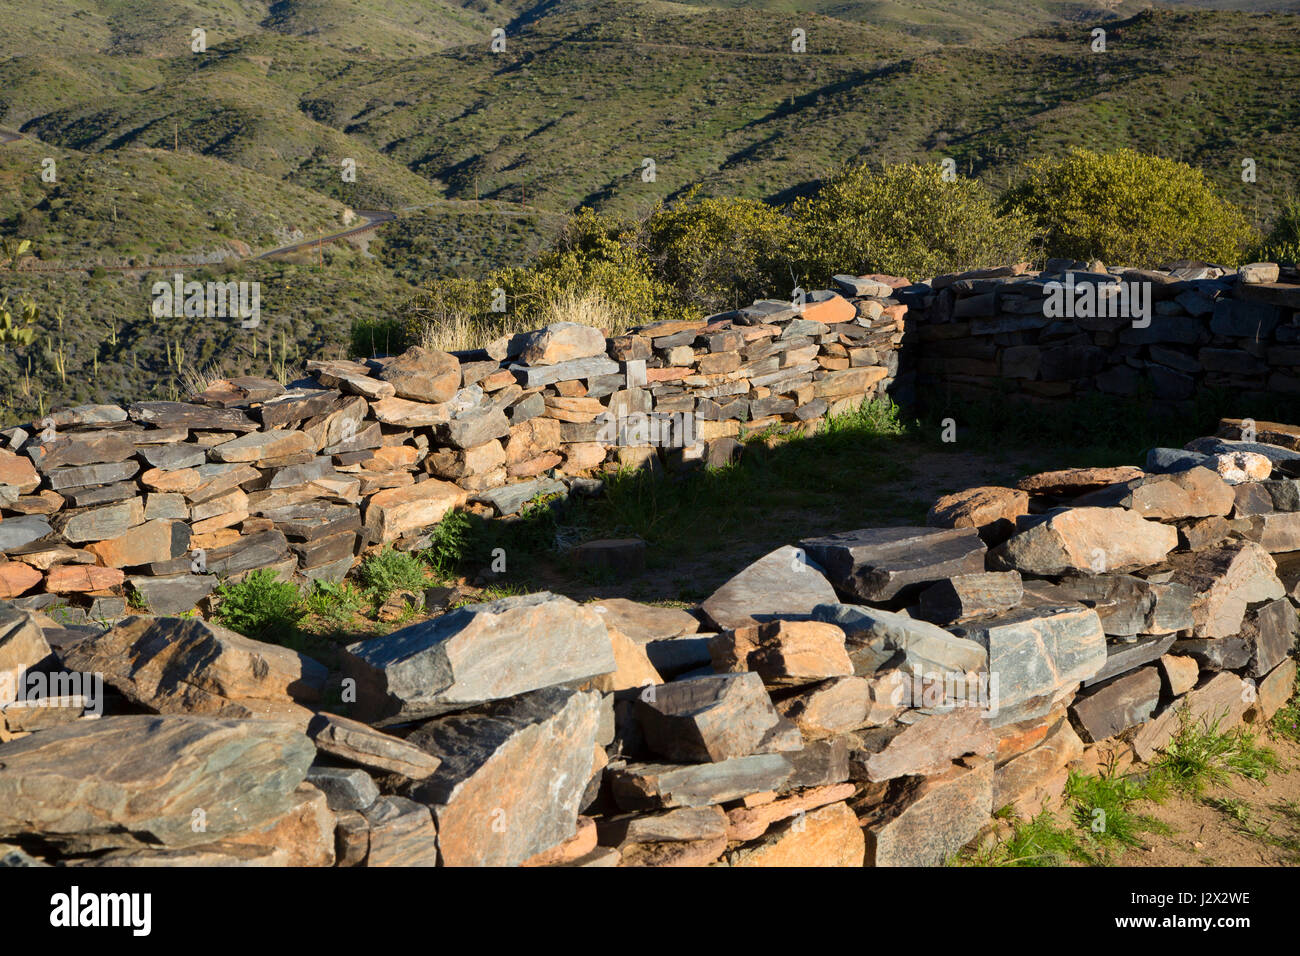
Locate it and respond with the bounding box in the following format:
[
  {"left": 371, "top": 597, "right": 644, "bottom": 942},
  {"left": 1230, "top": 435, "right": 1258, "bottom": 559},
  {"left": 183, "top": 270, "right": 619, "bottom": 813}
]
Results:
[{"left": 0, "top": 261, "right": 1298, "bottom": 865}]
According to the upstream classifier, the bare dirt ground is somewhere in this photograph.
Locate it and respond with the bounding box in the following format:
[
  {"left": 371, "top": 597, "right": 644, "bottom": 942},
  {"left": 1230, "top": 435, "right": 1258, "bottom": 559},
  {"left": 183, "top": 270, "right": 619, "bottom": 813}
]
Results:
[{"left": 1117, "top": 737, "right": 1300, "bottom": 867}]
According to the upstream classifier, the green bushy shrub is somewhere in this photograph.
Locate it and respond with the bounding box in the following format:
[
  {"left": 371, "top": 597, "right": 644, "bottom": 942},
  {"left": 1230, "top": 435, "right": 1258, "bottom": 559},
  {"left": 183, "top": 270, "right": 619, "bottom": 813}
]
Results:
[
  {"left": 790, "top": 161, "right": 1036, "bottom": 284},
  {"left": 214, "top": 569, "right": 306, "bottom": 642},
  {"left": 646, "top": 190, "right": 793, "bottom": 312},
  {"left": 357, "top": 546, "right": 430, "bottom": 603},
  {"left": 1001, "top": 148, "right": 1255, "bottom": 268},
  {"left": 1256, "top": 196, "right": 1300, "bottom": 265}
]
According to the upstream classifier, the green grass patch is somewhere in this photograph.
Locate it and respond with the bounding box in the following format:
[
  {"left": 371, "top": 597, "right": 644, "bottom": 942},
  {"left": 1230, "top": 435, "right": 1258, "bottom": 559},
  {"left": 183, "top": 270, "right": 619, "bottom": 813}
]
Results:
[
  {"left": 1151, "top": 711, "right": 1280, "bottom": 798},
  {"left": 356, "top": 547, "right": 432, "bottom": 605},
  {"left": 213, "top": 569, "right": 306, "bottom": 644}
]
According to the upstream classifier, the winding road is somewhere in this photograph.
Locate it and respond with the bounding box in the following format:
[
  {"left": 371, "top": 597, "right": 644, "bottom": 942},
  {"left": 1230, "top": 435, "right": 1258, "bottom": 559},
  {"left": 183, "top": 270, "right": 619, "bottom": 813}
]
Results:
[{"left": 0, "top": 128, "right": 557, "bottom": 274}]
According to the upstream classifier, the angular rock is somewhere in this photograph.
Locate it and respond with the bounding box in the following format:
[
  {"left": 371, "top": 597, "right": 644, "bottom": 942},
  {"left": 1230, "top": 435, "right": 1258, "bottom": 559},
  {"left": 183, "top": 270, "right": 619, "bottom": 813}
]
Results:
[
  {"left": 404, "top": 686, "right": 602, "bottom": 867},
  {"left": 1166, "top": 542, "right": 1284, "bottom": 638},
  {"left": 59, "top": 616, "right": 326, "bottom": 721},
  {"left": 608, "top": 753, "right": 793, "bottom": 810},
  {"left": 800, "top": 526, "right": 986, "bottom": 604},
  {"left": 951, "top": 604, "right": 1107, "bottom": 721},
  {"left": 307, "top": 712, "right": 441, "bottom": 780},
  {"left": 0, "top": 603, "right": 49, "bottom": 707},
  {"left": 728, "top": 800, "right": 864, "bottom": 867},
  {"left": 700, "top": 545, "right": 837, "bottom": 630},
  {"left": 1243, "top": 597, "right": 1297, "bottom": 678},
  {"left": 637, "top": 673, "right": 790, "bottom": 763},
  {"left": 306, "top": 766, "right": 380, "bottom": 812},
  {"left": 993, "top": 719, "right": 1084, "bottom": 818},
  {"left": 341, "top": 591, "right": 614, "bottom": 722},
  {"left": 588, "top": 598, "right": 700, "bottom": 643},
  {"left": 850, "top": 708, "right": 995, "bottom": 782},
  {"left": 927, "top": 486, "right": 1029, "bottom": 542},
  {"left": 375, "top": 346, "right": 461, "bottom": 404},
  {"left": 811, "top": 603, "right": 986, "bottom": 679},
  {"left": 362, "top": 796, "right": 441, "bottom": 867},
  {"left": 0, "top": 715, "right": 313, "bottom": 852},
  {"left": 364, "top": 479, "right": 467, "bottom": 544},
  {"left": 1070, "top": 666, "right": 1161, "bottom": 742},
  {"left": 992, "top": 507, "right": 1177, "bottom": 575},
  {"left": 1016, "top": 466, "right": 1144, "bottom": 497},
  {"left": 917, "top": 572, "right": 1023, "bottom": 625},
  {"left": 1083, "top": 634, "right": 1177, "bottom": 687},
  {"left": 709, "top": 619, "right": 852, "bottom": 683},
  {"left": 85, "top": 519, "right": 189, "bottom": 569},
  {"left": 863, "top": 757, "right": 993, "bottom": 867}
]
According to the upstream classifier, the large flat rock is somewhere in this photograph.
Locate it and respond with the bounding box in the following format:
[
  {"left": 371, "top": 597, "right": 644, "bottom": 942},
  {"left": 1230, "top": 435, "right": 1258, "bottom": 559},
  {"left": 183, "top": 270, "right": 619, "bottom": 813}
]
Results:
[
  {"left": 342, "top": 591, "right": 614, "bottom": 722},
  {"left": 58, "top": 616, "right": 326, "bottom": 723},
  {"left": 0, "top": 715, "right": 314, "bottom": 852},
  {"left": 700, "top": 545, "right": 837, "bottom": 630},
  {"left": 992, "top": 507, "right": 1177, "bottom": 575},
  {"left": 799, "top": 526, "right": 986, "bottom": 604}
]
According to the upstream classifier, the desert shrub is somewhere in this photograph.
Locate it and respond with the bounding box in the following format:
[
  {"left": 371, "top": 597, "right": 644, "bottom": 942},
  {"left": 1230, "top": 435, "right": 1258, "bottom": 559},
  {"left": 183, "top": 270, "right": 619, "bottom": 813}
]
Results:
[
  {"left": 1256, "top": 196, "right": 1300, "bottom": 265},
  {"left": 357, "top": 546, "right": 431, "bottom": 603},
  {"left": 1001, "top": 148, "right": 1256, "bottom": 268},
  {"left": 214, "top": 569, "right": 306, "bottom": 642},
  {"left": 404, "top": 207, "right": 691, "bottom": 351},
  {"left": 646, "top": 190, "right": 793, "bottom": 312},
  {"left": 790, "top": 161, "right": 1036, "bottom": 284}
]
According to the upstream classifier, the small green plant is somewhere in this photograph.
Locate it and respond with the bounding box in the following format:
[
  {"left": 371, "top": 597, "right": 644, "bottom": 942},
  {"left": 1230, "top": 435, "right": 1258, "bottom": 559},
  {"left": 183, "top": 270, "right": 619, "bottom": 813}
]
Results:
[
  {"left": 357, "top": 547, "right": 431, "bottom": 604},
  {"left": 954, "top": 809, "right": 1084, "bottom": 867},
  {"left": 0, "top": 296, "right": 38, "bottom": 348},
  {"left": 1065, "top": 769, "right": 1170, "bottom": 856},
  {"left": 214, "top": 569, "right": 306, "bottom": 643},
  {"left": 421, "top": 509, "right": 475, "bottom": 579},
  {"left": 1152, "top": 710, "right": 1279, "bottom": 797},
  {"left": 1270, "top": 673, "right": 1300, "bottom": 744},
  {"left": 304, "top": 579, "right": 366, "bottom": 624}
]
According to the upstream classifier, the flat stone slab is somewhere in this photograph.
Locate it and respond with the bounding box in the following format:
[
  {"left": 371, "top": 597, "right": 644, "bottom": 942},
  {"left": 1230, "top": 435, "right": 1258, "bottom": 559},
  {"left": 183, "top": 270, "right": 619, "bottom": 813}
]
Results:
[
  {"left": 993, "top": 507, "right": 1178, "bottom": 575},
  {"left": 1070, "top": 666, "right": 1161, "bottom": 742},
  {"left": 799, "top": 526, "right": 986, "bottom": 604},
  {"left": 700, "top": 545, "right": 837, "bottom": 630},
  {"left": 306, "top": 712, "right": 442, "bottom": 780},
  {"left": 810, "top": 603, "right": 986, "bottom": 678},
  {"left": 1083, "top": 634, "right": 1177, "bottom": 688},
  {"left": 341, "top": 591, "right": 615, "bottom": 722},
  {"left": 609, "top": 753, "right": 793, "bottom": 810},
  {"left": 59, "top": 616, "right": 326, "bottom": 723},
  {"left": 0, "top": 714, "right": 314, "bottom": 853}
]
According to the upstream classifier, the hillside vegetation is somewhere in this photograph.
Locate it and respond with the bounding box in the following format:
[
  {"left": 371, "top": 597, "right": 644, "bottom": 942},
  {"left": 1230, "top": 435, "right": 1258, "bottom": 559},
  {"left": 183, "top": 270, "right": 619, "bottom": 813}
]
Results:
[{"left": 1, "top": 0, "right": 1298, "bottom": 422}]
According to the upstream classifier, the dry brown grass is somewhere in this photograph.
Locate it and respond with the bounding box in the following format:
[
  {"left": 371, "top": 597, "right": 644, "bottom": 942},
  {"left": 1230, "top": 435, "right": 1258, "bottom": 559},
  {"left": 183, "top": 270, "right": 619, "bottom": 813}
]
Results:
[{"left": 417, "top": 289, "right": 629, "bottom": 352}]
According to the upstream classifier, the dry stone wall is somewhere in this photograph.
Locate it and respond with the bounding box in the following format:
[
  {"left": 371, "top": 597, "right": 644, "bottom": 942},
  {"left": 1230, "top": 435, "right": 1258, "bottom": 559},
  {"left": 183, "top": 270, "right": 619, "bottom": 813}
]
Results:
[
  {"left": 905, "top": 260, "right": 1300, "bottom": 407},
  {"left": 0, "top": 282, "right": 904, "bottom": 620},
  {"left": 1, "top": 417, "right": 1297, "bottom": 867},
  {"left": 1, "top": 265, "right": 1300, "bottom": 868}
]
